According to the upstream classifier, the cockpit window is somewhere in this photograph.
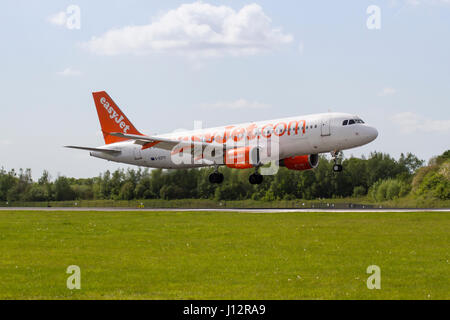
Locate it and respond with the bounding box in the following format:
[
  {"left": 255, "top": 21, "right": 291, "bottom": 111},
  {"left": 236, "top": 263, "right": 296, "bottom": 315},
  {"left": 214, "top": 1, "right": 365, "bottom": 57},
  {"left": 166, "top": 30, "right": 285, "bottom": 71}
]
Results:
[{"left": 344, "top": 119, "right": 365, "bottom": 125}]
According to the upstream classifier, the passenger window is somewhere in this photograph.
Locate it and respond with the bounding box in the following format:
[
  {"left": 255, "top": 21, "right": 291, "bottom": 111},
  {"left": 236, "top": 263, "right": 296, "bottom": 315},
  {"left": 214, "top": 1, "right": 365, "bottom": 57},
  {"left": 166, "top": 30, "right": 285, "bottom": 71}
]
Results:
[
  {"left": 343, "top": 120, "right": 348, "bottom": 125},
  {"left": 349, "top": 119, "right": 355, "bottom": 125}
]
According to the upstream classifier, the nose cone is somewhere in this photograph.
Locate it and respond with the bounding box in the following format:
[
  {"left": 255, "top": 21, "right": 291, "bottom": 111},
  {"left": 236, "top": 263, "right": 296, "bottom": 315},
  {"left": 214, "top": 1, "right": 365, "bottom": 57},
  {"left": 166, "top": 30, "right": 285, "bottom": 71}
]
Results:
[{"left": 365, "top": 126, "right": 378, "bottom": 143}]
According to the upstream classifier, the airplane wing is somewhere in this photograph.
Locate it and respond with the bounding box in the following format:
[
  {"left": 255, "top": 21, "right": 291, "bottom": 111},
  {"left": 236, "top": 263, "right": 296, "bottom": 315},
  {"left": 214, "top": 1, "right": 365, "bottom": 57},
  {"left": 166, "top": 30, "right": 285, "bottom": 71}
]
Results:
[{"left": 64, "top": 146, "right": 121, "bottom": 155}]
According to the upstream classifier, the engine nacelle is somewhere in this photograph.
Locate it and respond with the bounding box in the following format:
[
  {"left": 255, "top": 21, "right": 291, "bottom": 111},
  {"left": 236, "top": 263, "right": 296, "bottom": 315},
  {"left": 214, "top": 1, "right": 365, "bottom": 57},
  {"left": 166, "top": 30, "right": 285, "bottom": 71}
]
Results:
[
  {"left": 225, "top": 146, "right": 260, "bottom": 169},
  {"left": 279, "top": 154, "right": 319, "bottom": 171}
]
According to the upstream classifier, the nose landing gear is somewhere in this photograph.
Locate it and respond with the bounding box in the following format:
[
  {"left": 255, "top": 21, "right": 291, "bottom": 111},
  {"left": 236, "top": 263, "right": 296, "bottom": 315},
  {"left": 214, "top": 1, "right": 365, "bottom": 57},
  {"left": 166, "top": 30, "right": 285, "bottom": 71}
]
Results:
[{"left": 331, "top": 151, "right": 343, "bottom": 172}]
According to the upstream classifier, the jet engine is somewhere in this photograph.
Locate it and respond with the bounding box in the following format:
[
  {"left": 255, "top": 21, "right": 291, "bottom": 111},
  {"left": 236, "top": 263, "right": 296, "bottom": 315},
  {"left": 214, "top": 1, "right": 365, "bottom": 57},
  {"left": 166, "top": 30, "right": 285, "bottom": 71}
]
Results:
[{"left": 279, "top": 154, "right": 319, "bottom": 171}]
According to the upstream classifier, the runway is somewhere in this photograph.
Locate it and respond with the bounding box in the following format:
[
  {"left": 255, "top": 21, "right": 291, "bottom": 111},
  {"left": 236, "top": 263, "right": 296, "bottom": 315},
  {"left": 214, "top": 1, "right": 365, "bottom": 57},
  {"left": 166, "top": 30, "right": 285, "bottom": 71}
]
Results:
[{"left": 0, "top": 207, "right": 449, "bottom": 213}]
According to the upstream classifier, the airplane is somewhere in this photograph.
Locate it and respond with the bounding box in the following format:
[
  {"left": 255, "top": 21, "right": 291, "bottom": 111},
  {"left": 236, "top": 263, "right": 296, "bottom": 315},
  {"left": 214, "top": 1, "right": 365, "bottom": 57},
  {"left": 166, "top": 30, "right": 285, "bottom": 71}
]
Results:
[{"left": 66, "top": 91, "right": 378, "bottom": 184}]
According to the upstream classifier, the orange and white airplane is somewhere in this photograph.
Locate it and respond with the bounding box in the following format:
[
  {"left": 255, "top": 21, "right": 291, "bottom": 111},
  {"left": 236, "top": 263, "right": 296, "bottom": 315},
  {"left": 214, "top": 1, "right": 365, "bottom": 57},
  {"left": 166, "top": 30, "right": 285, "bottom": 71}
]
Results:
[{"left": 66, "top": 91, "right": 378, "bottom": 184}]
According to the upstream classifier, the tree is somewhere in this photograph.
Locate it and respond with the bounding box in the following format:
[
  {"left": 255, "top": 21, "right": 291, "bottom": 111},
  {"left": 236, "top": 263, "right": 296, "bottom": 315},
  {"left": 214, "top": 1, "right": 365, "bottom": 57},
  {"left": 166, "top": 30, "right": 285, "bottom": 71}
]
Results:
[
  {"left": 399, "top": 153, "right": 424, "bottom": 174},
  {"left": 0, "top": 168, "right": 18, "bottom": 201},
  {"left": 54, "top": 176, "right": 76, "bottom": 201},
  {"left": 0, "top": 150, "right": 446, "bottom": 203},
  {"left": 119, "top": 182, "right": 135, "bottom": 200}
]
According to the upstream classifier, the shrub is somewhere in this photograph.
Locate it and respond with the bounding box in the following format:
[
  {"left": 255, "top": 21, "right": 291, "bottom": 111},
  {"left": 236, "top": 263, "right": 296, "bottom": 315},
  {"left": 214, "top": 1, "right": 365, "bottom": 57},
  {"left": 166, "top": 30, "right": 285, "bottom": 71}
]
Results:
[
  {"left": 369, "top": 179, "right": 410, "bottom": 201},
  {"left": 352, "top": 186, "right": 366, "bottom": 197},
  {"left": 416, "top": 172, "right": 450, "bottom": 200}
]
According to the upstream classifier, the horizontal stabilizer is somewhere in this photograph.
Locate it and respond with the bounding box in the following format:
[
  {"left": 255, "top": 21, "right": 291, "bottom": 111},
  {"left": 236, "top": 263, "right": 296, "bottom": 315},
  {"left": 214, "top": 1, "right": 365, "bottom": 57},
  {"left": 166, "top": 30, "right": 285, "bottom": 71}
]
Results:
[{"left": 64, "top": 146, "right": 121, "bottom": 155}]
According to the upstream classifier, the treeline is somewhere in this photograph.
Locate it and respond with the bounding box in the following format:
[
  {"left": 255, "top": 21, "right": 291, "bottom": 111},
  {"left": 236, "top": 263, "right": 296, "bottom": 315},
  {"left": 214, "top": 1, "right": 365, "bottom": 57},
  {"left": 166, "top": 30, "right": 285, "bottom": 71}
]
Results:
[{"left": 0, "top": 151, "right": 448, "bottom": 202}]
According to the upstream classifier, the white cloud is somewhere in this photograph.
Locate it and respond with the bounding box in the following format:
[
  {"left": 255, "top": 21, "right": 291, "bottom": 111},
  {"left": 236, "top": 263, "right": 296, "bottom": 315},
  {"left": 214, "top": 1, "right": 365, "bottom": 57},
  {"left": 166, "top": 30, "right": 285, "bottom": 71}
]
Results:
[
  {"left": 388, "top": 0, "right": 450, "bottom": 7},
  {"left": 404, "top": 0, "right": 450, "bottom": 5},
  {"left": 391, "top": 112, "right": 450, "bottom": 134},
  {"left": 83, "top": 2, "right": 293, "bottom": 57},
  {"left": 378, "top": 87, "right": 397, "bottom": 96},
  {"left": 47, "top": 11, "right": 67, "bottom": 26},
  {"left": 57, "top": 67, "right": 82, "bottom": 77},
  {"left": 0, "top": 139, "right": 12, "bottom": 145},
  {"left": 202, "top": 99, "right": 270, "bottom": 110}
]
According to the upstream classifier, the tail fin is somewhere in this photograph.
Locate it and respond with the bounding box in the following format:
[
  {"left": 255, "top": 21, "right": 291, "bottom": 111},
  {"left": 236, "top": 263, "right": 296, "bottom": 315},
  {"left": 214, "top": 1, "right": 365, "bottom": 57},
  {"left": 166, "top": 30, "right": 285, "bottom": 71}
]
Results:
[{"left": 92, "top": 91, "right": 142, "bottom": 144}]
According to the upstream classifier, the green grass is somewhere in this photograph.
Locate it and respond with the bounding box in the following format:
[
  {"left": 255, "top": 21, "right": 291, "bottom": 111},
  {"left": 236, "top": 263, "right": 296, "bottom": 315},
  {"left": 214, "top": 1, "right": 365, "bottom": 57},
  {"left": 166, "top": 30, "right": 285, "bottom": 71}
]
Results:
[
  {"left": 0, "top": 210, "right": 449, "bottom": 299},
  {"left": 2, "top": 197, "right": 449, "bottom": 209}
]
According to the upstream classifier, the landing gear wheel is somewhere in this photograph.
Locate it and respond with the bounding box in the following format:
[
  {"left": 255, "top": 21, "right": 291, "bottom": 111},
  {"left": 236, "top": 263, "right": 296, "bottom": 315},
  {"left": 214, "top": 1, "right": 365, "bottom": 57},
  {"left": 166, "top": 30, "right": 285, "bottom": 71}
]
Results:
[
  {"left": 249, "top": 173, "right": 263, "bottom": 185},
  {"left": 331, "top": 151, "right": 343, "bottom": 173},
  {"left": 209, "top": 172, "right": 224, "bottom": 184}
]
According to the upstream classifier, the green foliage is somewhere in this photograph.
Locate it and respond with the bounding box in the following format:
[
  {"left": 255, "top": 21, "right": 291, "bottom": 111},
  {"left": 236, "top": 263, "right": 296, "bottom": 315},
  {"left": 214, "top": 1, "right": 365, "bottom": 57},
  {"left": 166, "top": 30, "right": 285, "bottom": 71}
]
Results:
[
  {"left": 54, "top": 176, "right": 76, "bottom": 201},
  {"left": 119, "top": 182, "right": 135, "bottom": 200},
  {"left": 0, "top": 150, "right": 447, "bottom": 203},
  {"left": 352, "top": 186, "right": 366, "bottom": 198},
  {"left": 398, "top": 152, "right": 424, "bottom": 174},
  {"left": 416, "top": 171, "right": 450, "bottom": 200},
  {"left": 23, "top": 184, "right": 49, "bottom": 202},
  {"left": 369, "top": 179, "right": 411, "bottom": 201},
  {"left": 429, "top": 149, "right": 450, "bottom": 166},
  {"left": 411, "top": 151, "right": 450, "bottom": 201}
]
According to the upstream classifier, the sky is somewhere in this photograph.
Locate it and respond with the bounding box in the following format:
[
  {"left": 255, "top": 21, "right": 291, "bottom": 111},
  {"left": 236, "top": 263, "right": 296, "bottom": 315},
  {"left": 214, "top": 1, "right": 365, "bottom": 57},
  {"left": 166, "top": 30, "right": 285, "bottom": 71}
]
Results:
[{"left": 0, "top": 0, "right": 449, "bottom": 179}]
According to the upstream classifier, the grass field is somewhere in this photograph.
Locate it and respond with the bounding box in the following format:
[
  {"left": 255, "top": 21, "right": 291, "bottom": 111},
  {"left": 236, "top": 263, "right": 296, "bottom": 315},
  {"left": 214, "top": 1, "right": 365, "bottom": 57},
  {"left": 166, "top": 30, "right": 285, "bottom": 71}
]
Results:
[
  {"left": 2, "top": 197, "right": 450, "bottom": 209},
  {"left": 0, "top": 210, "right": 448, "bottom": 299}
]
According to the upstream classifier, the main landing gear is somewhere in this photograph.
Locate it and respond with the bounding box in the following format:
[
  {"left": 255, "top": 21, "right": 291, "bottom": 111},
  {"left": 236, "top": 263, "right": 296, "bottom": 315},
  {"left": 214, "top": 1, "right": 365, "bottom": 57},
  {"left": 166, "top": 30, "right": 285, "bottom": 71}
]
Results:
[
  {"left": 208, "top": 166, "right": 263, "bottom": 185},
  {"left": 331, "top": 151, "right": 343, "bottom": 172},
  {"left": 209, "top": 167, "right": 224, "bottom": 184},
  {"left": 249, "top": 167, "right": 263, "bottom": 185}
]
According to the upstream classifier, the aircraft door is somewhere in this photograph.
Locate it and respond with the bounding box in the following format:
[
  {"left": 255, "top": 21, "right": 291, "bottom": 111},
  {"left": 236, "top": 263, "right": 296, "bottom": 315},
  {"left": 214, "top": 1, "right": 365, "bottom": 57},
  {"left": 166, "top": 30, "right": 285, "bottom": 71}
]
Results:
[
  {"left": 321, "top": 118, "right": 331, "bottom": 136},
  {"left": 134, "top": 147, "right": 143, "bottom": 160}
]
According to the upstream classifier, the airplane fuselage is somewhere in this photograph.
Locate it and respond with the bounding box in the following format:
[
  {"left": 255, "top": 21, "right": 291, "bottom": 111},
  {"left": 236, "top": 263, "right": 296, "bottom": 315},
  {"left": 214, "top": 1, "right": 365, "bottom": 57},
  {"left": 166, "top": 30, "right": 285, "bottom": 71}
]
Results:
[
  {"left": 66, "top": 91, "right": 378, "bottom": 184},
  {"left": 90, "top": 112, "right": 378, "bottom": 169}
]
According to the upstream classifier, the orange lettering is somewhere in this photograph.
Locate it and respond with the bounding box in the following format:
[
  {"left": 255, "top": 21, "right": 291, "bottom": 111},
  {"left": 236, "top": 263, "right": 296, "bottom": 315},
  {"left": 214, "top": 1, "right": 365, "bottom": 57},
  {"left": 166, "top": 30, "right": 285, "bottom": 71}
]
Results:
[
  {"left": 274, "top": 122, "right": 287, "bottom": 137},
  {"left": 261, "top": 123, "right": 273, "bottom": 138}
]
